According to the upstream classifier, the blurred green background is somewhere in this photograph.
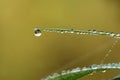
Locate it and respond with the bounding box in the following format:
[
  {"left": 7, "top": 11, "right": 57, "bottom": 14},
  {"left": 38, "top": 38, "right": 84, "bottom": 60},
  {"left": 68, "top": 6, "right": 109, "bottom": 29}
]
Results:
[{"left": 0, "top": 0, "right": 120, "bottom": 80}]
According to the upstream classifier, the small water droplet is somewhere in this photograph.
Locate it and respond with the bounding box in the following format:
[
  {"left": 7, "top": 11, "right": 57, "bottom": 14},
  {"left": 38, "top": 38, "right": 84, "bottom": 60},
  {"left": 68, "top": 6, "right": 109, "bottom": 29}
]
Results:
[
  {"left": 66, "top": 70, "right": 71, "bottom": 74},
  {"left": 99, "top": 31, "right": 105, "bottom": 34},
  {"left": 115, "top": 34, "right": 120, "bottom": 39},
  {"left": 76, "top": 32, "right": 79, "bottom": 34},
  {"left": 79, "top": 32, "right": 85, "bottom": 34},
  {"left": 70, "top": 29, "right": 74, "bottom": 33},
  {"left": 92, "top": 30, "right": 97, "bottom": 34},
  {"left": 60, "top": 30, "right": 64, "bottom": 34},
  {"left": 82, "top": 67, "right": 88, "bottom": 71},
  {"left": 61, "top": 70, "right": 66, "bottom": 75},
  {"left": 106, "top": 63, "right": 112, "bottom": 68},
  {"left": 52, "top": 73, "right": 60, "bottom": 77},
  {"left": 64, "top": 31, "right": 68, "bottom": 33},
  {"left": 101, "top": 64, "right": 107, "bottom": 69},
  {"left": 91, "top": 64, "right": 98, "bottom": 69},
  {"left": 108, "top": 49, "right": 112, "bottom": 53},
  {"left": 71, "top": 67, "right": 81, "bottom": 73},
  {"left": 34, "top": 28, "right": 42, "bottom": 37},
  {"left": 109, "top": 33, "right": 115, "bottom": 37},
  {"left": 102, "top": 70, "right": 106, "bottom": 73}
]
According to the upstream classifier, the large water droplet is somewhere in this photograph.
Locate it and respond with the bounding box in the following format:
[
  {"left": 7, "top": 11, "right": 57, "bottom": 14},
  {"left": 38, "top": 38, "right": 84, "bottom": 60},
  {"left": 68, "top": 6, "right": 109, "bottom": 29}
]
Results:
[{"left": 34, "top": 28, "right": 42, "bottom": 37}]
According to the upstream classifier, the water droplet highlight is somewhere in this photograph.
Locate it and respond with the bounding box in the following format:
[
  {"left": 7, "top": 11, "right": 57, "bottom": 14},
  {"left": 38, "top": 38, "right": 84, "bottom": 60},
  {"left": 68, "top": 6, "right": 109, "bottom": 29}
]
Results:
[{"left": 34, "top": 28, "right": 42, "bottom": 37}]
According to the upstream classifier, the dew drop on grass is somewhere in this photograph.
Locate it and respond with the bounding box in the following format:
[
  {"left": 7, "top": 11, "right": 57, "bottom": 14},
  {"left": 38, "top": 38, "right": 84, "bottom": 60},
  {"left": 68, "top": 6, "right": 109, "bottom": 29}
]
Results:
[
  {"left": 60, "top": 30, "right": 64, "bottom": 34},
  {"left": 71, "top": 67, "right": 81, "bottom": 73},
  {"left": 34, "top": 28, "right": 42, "bottom": 37}
]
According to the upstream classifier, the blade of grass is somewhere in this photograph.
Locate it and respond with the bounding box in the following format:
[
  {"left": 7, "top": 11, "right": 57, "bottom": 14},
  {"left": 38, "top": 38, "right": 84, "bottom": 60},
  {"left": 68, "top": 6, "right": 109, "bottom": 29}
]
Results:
[
  {"left": 35, "top": 28, "right": 120, "bottom": 39},
  {"left": 41, "top": 63, "right": 120, "bottom": 80}
]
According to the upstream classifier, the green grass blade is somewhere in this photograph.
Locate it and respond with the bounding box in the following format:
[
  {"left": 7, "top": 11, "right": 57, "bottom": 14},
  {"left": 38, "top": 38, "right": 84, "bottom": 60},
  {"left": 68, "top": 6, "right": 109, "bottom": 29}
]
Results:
[
  {"left": 41, "top": 63, "right": 120, "bottom": 80},
  {"left": 34, "top": 28, "right": 120, "bottom": 39}
]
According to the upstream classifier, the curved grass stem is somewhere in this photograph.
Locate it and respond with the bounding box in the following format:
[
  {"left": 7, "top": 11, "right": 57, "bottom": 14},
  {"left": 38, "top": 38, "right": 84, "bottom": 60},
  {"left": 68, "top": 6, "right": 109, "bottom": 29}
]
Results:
[
  {"left": 41, "top": 63, "right": 120, "bottom": 80},
  {"left": 35, "top": 28, "right": 120, "bottom": 39}
]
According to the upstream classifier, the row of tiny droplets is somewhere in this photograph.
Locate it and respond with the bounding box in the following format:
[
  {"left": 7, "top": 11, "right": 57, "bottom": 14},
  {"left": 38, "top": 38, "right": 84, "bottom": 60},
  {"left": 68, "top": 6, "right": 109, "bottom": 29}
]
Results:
[
  {"left": 41, "top": 63, "right": 120, "bottom": 80},
  {"left": 40, "top": 28, "right": 120, "bottom": 39}
]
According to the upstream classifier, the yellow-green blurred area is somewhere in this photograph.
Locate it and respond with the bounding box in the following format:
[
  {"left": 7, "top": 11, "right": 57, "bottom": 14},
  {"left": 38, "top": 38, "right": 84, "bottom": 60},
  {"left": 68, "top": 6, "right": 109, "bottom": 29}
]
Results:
[{"left": 0, "top": 0, "right": 120, "bottom": 80}]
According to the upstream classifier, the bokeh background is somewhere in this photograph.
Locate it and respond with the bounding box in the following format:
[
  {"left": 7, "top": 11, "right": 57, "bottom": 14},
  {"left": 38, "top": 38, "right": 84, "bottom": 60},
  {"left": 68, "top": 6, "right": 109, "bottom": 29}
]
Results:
[{"left": 0, "top": 0, "right": 120, "bottom": 80}]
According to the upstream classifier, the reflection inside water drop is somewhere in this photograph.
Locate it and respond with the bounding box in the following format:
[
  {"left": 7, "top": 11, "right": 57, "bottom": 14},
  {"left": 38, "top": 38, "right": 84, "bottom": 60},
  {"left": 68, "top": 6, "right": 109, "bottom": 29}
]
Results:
[{"left": 34, "top": 28, "right": 42, "bottom": 37}]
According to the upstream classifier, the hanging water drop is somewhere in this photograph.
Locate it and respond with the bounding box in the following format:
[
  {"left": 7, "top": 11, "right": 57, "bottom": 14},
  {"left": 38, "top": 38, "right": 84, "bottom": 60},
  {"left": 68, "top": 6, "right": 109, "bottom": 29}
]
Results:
[{"left": 34, "top": 28, "right": 42, "bottom": 37}]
